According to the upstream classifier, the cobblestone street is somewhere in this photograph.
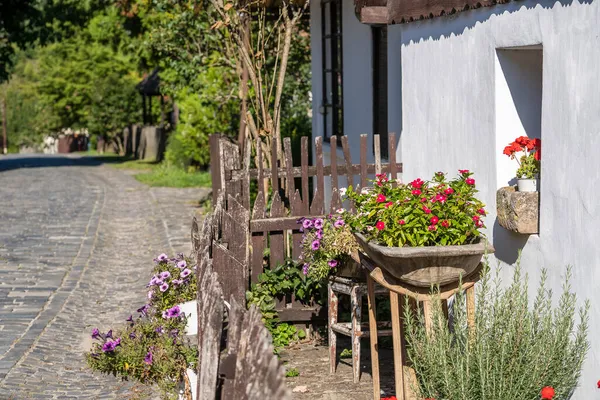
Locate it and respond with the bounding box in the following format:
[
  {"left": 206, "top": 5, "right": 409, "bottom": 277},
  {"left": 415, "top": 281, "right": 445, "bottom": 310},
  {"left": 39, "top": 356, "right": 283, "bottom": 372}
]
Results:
[{"left": 0, "top": 155, "right": 209, "bottom": 399}]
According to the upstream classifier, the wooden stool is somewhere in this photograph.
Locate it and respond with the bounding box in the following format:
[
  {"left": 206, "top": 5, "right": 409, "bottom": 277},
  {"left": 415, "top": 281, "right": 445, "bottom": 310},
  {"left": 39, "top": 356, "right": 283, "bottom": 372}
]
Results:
[
  {"left": 361, "top": 254, "right": 482, "bottom": 400},
  {"left": 328, "top": 276, "right": 391, "bottom": 383}
]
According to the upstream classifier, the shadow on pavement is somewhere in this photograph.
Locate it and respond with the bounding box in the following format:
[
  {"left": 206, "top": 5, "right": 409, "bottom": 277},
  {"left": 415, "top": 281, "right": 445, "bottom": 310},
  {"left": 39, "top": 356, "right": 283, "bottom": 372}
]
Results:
[{"left": 0, "top": 154, "right": 155, "bottom": 172}]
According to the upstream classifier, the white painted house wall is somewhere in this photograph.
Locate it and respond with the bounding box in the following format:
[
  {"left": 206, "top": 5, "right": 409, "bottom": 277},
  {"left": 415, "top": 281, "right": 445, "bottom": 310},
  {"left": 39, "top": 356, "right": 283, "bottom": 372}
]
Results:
[{"left": 397, "top": 1, "right": 600, "bottom": 397}]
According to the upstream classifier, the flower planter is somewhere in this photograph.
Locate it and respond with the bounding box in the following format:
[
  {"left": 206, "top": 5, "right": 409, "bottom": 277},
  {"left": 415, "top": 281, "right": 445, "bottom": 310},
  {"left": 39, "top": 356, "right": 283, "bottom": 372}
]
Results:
[
  {"left": 354, "top": 233, "right": 494, "bottom": 287},
  {"left": 178, "top": 368, "right": 197, "bottom": 400},
  {"left": 517, "top": 176, "right": 538, "bottom": 192},
  {"left": 178, "top": 300, "right": 197, "bottom": 336}
]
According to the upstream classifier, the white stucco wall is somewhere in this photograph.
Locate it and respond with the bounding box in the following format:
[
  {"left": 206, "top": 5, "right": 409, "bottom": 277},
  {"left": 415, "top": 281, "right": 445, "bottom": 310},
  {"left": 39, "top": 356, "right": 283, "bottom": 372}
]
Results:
[{"left": 398, "top": 1, "right": 600, "bottom": 397}]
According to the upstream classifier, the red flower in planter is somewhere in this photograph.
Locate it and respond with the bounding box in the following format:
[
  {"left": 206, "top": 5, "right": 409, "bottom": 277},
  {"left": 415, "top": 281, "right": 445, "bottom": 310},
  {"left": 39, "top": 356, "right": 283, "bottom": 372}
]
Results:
[
  {"left": 412, "top": 189, "right": 422, "bottom": 196},
  {"left": 422, "top": 206, "right": 431, "bottom": 214},
  {"left": 430, "top": 216, "right": 439, "bottom": 225},
  {"left": 534, "top": 145, "right": 541, "bottom": 161},
  {"left": 441, "top": 220, "right": 450, "bottom": 228},
  {"left": 597, "top": 379, "right": 600, "bottom": 389},
  {"left": 515, "top": 136, "right": 530, "bottom": 146},
  {"left": 541, "top": 386, "right": 555, "bottom": 399},
  {"left": 376, "top": 194, "right": 387, "bottom": 203},
  {"left": 444, "top": 187, "right": 454, "bottom": 195},
  {"left": 385, "top": 201, "right": 394, "bottom": 208},
  {"left": 376, "top": 221, "right": 385, "bottom": 231},
  {"left": 410, "top": 178, "right": 424, "bottom": 189},
  {"left": 398, "top": 220, "right": 406, "bottom": 225},
  {"left": 459, "top": 169, "right": 470, "bottom": 175},
  {"left": 466, "top": 178, "right": 475, "bottom": 185},
  {"left": 477, "top": 208, "right": 486, "bottom": 215}
]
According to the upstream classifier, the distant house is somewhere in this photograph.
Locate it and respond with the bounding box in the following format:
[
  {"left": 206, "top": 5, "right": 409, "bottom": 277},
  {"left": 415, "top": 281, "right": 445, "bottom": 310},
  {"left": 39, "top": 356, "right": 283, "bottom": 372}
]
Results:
[{"left": 310, "top": 0, "right": 599, "bottom": 397}]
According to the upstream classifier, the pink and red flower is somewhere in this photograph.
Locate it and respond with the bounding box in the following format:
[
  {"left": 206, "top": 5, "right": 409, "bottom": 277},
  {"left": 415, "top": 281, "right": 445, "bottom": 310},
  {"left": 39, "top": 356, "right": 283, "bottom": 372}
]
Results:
[
  {"left": 376, "top": 194, "right": 387, "bottom": 203},
  {"left": 376, "top": 221, "right": 385, "bottom": 231},
  {"left": 430, "top": 216, "right": 439, "bottom": 225},
  {"left": 466, "top": 178, "right": 475, "bottom": 185},
  {"left": 540, "top": 386, "right": 555, "bottom": 400}
]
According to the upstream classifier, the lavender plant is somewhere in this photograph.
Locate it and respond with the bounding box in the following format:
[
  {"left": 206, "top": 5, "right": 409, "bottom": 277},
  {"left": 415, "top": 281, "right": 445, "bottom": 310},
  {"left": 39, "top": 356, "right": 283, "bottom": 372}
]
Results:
[
  {"left": 404, "top": 260, "right": 589, "bottom": 400},
  {"left": 147, "top": 253, "right": 197, "bottom": 312},
  {"left": 86, "top": 306, "right": 197, "bottom": 399},
  {"left": 299, "top": 214, "right": 359, "bottom": 282}
]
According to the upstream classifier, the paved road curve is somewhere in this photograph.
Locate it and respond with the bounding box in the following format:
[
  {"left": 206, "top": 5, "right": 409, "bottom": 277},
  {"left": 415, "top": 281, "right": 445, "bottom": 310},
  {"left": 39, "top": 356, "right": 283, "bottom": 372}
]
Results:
[{"left": 0, "top": 155, "right": 208, "bottom": 399}]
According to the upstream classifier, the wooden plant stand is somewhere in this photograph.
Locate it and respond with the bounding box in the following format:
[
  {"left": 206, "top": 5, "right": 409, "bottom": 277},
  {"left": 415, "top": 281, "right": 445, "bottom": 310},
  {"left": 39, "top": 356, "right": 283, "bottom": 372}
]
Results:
[
  {"left": 360, "top": 254, "right": 481, "bottom": 400},
  {"left": 328, "top": 276, "right": 392, "bottom": 383}
]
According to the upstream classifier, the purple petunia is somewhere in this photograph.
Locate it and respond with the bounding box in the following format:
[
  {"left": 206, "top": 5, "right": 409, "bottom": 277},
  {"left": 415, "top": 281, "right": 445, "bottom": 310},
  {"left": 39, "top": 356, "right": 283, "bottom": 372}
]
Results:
[
  {"left": 126, "top": 315, "right": 133, "bottom": 322},
  {"left": 302, "top": 264, "right": 309, "bottom": 275},
  {"left": 91, "top": 328, "right": 100, "bottom": 339},
  {"left": 176, "top": 260, "right": 187, "bottom": 269},
  {"left": 302, "top": 219, "right": 313, "bottom": 229},
  {"left": 314, "top": 218, "right": 324, "bottom": 229},
  {"left": 147, "top": 291, "right": 153, "bottom": 300},
  {"left": 157, "top": 253, "right": 169, "bottom": 262},
  {"left": 170, "top": 329, "right": 179, "bottom": 338},
  {"left": 144, "top": 351, "right": 153, "bottom": 365},
  {"left": 129, "top": 332, "right": 136, "bottom": 339},
  {"left": 334, "top": 219, "right": 345, "bottom": 228},
  {"left": 148, "top": 275, "right": 158, "bottom": 286},
  {"left": 163, "top": 305, "right": 182, "bottom": 319},
  {"left": 180, "top": 269, "right": 192, "bottom": 278},
  {"left": 155, "top": 326, "right": 163, "bottom": 335},
  {"left": 155, "top": 279, "right": 164, "bottom": 286},
  {"left": 311, "top": 240, "right": 320, "bottom": 251},
  {"left": 106, "top": 329, "right": 113, "bottom": 339},
  {"left": 159, "top": 283, "right": 169, "bottom": 292},
  {"left": 137, "top": 304, "right": 149, "bottom": 315},
  {"left": 102, "top": 340, "right": 118, "bottom": 353},
  {"left": 172, "top": 279, "right": 183, "bottom": 286},
  {"left": 316, "top": 229, "right": 323, "bottom": 239},
  {"left": 328, "top": 260, "right": 338, "bottom": 268},
  {"left": 160, "top": 271, "right": 171, "bottom": 279}
]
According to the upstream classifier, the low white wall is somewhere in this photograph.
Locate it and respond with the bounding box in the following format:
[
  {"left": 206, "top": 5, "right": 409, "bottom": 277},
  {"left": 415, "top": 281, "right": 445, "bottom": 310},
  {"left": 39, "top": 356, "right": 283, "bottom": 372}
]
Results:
[{"left": 398, "top": 1, "right": 600, "bottom": 397}]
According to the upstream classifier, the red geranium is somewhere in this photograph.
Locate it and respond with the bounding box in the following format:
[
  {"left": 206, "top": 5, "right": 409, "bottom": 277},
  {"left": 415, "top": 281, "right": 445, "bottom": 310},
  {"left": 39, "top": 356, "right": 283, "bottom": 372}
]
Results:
[{"left": 540, "top": 386, "right": 555, "bottom": 399}]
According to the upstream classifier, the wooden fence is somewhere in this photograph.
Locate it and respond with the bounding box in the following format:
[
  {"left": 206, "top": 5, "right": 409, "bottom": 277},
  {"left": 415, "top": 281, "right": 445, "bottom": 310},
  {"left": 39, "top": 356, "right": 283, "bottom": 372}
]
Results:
[
  {"left": 209, "top": 133, "right": 402, "bottom": 323},
  {"left": 191, "top": 201, "right": 290, "bottom": 400}
]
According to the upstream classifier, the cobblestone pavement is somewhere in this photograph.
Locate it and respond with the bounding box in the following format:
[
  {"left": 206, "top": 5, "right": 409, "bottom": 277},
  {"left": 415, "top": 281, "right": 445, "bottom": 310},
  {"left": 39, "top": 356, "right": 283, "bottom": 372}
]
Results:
[{"left": 0, "top": 154, "right": 209, "bottom": 399}]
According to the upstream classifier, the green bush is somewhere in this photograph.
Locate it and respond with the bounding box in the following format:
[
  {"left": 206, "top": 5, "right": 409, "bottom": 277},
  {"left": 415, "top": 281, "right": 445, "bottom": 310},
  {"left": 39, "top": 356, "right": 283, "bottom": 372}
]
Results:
[{"left": 404, "top": 260, "right": 589, "bottom": 400}]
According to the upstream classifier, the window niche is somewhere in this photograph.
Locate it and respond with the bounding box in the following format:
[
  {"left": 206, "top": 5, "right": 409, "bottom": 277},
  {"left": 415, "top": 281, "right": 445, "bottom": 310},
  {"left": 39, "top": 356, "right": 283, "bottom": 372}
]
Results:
[{"left": 495, "top": 45, "right": 543, "bottom": 235}]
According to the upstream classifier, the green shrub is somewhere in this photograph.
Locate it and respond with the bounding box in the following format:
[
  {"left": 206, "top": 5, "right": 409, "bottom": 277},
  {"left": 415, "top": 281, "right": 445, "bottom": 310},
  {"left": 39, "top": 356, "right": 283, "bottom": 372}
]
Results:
[{"left": 404, "top": 260, "right": 589, "bottom": 400}]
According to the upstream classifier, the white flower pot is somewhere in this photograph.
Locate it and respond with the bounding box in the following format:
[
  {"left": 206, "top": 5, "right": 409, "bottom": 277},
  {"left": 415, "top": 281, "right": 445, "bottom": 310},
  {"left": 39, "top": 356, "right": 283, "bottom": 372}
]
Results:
[
  {"left": 517, "top": 178, "right": 538, "bottom": 192},
  {"left": 178, "top": 369, "right": 198, "bottom": 400},
  {"left": 179, "top": 300, "right": 197, "bottom": 336}
]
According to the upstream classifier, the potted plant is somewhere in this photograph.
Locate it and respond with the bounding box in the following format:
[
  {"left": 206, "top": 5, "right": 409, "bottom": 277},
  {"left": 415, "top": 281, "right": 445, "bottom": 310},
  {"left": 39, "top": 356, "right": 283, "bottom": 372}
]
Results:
[
  {"left": 298, "top": 214, "right": 361, "bottom": 281},
  {"left": 503, "top": 136, "right": 541, "bottom": 192},
  {"left": 344, "top": 171, "right": 494, "bottom": 287},
  {"left": 86, "top": 306, "right": 198, "bottom": 400},
  {"left": 148, "top": 253, "right": 198, "bottom": 336}
]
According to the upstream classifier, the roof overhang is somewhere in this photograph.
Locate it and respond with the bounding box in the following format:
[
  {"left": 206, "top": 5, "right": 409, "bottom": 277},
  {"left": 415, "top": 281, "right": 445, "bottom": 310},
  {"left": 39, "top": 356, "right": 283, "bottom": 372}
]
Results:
[{"left": 354, "top": 0, "right": 515, "bottom": 25}]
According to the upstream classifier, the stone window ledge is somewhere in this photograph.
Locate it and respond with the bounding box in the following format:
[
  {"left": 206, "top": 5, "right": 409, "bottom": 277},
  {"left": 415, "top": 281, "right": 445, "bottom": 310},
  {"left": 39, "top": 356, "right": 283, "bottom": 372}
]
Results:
[{"left": 496, "top": 186, "right": 539, "bottom": 234}]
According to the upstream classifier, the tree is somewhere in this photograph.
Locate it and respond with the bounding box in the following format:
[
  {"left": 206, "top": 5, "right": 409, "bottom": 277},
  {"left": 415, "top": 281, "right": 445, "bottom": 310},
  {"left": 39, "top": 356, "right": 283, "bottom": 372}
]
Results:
[{"left": 0, "top": 0, "right": 38, "bottom": 82}]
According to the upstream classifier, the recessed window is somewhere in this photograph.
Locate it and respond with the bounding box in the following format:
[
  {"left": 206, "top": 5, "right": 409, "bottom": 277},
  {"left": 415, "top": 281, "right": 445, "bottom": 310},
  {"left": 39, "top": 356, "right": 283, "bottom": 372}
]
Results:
[{"left": 495, "top": 46, "right": 543, "bottom": 188}]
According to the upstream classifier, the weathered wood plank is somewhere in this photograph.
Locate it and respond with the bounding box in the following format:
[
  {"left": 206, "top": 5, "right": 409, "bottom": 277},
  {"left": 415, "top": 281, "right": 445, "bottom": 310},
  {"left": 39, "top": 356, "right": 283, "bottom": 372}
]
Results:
[
  {"left": 374, "top": 134, "right": 382, "bottom": 175},
  {"left": 341, "top": 136, "right": 355, "bottom": 190},
  {"left": 301, "top": 136, "right": 310, "bottom": 214},
  {"left": 251, "top": 191, "right": 266, "bottom": 283},
  {"left": 219, "top": 296, "right": 245, "bottom": 398},
  {"left": 330, "top": 136, "right": 342, "bottom": 210},
  {"left": 256, "top": 138, "right": 265, "bottom": 197},
  {"left": 213, "top": 241, "right": 247, "bottom": 306},
  {"left": 231, "top": 305, "right": 292, "bottom": 400},
  {"left": 388, "top": 132, "right": 398, "bottom": 182},
  {"left": 311, "top": 137, "right": 325, "bottom": 215},
  {"left": 269, "top": 193, "right": 285, "bottom": 269},
  {"left": 209, "top": 134, "right": 222, "bottom": 205},
  {"left": 229, "top": 162, "right": 404, "bottom": 181},
  {"left": 291, "top": 190, "right": 304, "bottom": 260},
  {"left": 271, "top": 137, "right": 279, "bottom": 195},
  {"left": 284, "top": 137, "right": 295, "bottom": 198},
  {"left": 196, "top": 258, "right": 224, "bottom": 400},
  {"left": 360, "top": 134, "right": 368, "bottom": 189},
  {"left": 241, "top": 137, "right": 252, "bottom": 209}
]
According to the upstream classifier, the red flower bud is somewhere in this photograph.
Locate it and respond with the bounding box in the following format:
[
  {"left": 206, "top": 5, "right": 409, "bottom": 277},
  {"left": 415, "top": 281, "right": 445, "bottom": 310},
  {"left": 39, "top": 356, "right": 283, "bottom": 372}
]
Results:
[
  {"left": 398, "top": 220, "right": 406, "bottom": 225},
  {"left": 441, "top": 220, "right": 450, "bottom": 228}
]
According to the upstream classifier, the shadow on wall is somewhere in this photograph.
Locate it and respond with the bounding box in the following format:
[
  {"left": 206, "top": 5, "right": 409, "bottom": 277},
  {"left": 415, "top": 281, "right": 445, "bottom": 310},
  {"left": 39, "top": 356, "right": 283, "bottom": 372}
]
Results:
[
  {"left": 492, "top": 219, "right": 529, "bottom": 264},
  {"left": 399, "top": 0, "right": 593, "bottom": 44}
]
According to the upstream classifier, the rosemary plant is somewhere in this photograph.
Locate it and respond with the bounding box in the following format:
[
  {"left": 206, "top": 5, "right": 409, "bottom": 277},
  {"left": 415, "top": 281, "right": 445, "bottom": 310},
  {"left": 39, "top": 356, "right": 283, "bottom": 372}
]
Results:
[{"left": 404, "top": 259, "right": 589, "bottom": 400}]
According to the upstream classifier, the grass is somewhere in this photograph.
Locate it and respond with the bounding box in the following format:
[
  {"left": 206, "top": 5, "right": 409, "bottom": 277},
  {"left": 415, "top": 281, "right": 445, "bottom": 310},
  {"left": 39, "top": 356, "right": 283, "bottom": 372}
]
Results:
[
  {"left": 134, "top": 165, "right": 212, "bottom": 188},
  {"left": 285, "top": 368, "right": 299, "bottom": 378},
  {"left": 83, "top": 151, "right": 211, "bottom": 188}
]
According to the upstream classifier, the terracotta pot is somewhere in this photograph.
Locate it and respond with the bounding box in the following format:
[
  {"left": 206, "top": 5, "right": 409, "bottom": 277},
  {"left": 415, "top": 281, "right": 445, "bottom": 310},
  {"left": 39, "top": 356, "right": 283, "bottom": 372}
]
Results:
[{"left": 354, "top": 233, "right": 494, "bottom": 287}]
